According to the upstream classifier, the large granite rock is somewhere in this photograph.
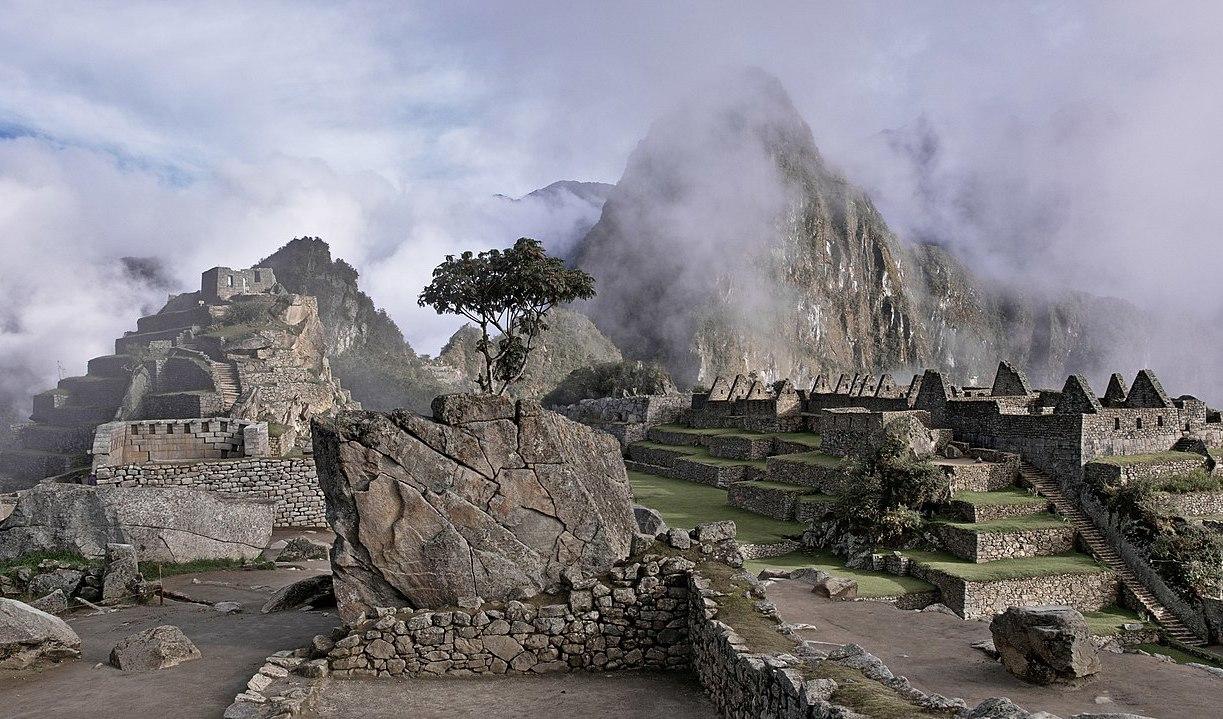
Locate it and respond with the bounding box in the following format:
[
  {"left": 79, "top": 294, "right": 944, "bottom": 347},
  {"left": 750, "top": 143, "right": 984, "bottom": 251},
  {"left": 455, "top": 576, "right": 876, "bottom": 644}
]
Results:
[
  {"left": 0, "top": 598, "right": 81, "bottom": 670},
  {"left": 990, "top": 605, "right": 1101, "bottom": 684},
  {"left": 0, "top": 484, "right": 274, "bottom": 563},
  {"left": 313, "top": 394, "right": 636, "bottom": 622}
]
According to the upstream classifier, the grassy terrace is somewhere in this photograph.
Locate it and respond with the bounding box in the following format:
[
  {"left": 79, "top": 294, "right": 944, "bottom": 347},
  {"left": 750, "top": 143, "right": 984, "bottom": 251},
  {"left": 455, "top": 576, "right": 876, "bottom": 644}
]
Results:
[
  {"left": 631, "top": 441, "right": 705, "bottom": 455},
  {"left": 1089, "top": 451, "right": 1203, "bottom": 466},
  {"left": 628, "top": 470, "right": 802, "bottom": 545},
  {"left": 679, "top": 451, "right": 768, "bottom": 469},
  {"left": 904, "top": 550, "right": 1109, "bottom": 582},
  {"left": 772, "top": 450, "right": 842, "bottom": 468},
  {"left": 735, "top": 480, "right": 821, "bottom": 494},
  {"left": 649, "top": 423, "right": 736, "bottom": 436},
  {"left": 1082, "top": 606, "right": 1145, "bottom": 636},
  {"left": 745, "top": 550, "right": 934, "bottom": 598},
  {"left": 951, "top": 488, "right": 1046, "bottom": 507},
  {"left": 771, "top": 432, "right": 823, "bottom": 448},
  {"left": 933, "top": 514, "right": 1068, "bottom": 533}
]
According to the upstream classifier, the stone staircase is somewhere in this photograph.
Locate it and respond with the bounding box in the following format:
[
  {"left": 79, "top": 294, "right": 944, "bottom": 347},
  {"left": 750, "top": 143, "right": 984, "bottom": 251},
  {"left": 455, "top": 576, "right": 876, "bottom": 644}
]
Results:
[
  {"left": 1019, "top": 461, "right": 1206, "bottom": 646},
  {"left": 210, "top": 361, "right": 241, "bottom": 410}
]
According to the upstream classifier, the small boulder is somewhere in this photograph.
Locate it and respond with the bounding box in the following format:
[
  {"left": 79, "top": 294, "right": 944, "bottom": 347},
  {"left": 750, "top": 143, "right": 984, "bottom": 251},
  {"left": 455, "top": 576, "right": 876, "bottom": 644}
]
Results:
[
  {"left": 633, "top": 505, "right": 668, "bottom": 537},
  {"left": 791, "top": 568, "right": 830, "bottom": 585},
  {"left": 109, "top": 625, "right": 201, "bottom": 671},
  {"left": 102, "top": 543, "right": 140, "bottom": 603},
  {"left": 692, "top": 520, "right": 736, "bottom": 544},
  {"left": 261, "top": 574, "right": 334, "bottom": 613},
  {"left": 28, "top": 569, "right": 83, "bottom": 599},
  {"left": 212, "top": 601, "right": 242, "bottom": 614},
  {"left": 29, "top": 590, "right": 67, "bottom": 616},
  {"left": 964, "top": 697, "right": 1035, "bottom": 718},
  {"left": 813, "top": 576, "right": 858, "bottom": 601},
  {"left": 990, "top": 605, "right": 1100, "bottom": 684},
  {"left": 666, "top": 528, "right": 691, "bottom": 550},
  {"left": 275, "top": 536, "right": 330, "bottom": 563},
  {"left": 0, "top": 598, "right": 81, "bottom": 669}
]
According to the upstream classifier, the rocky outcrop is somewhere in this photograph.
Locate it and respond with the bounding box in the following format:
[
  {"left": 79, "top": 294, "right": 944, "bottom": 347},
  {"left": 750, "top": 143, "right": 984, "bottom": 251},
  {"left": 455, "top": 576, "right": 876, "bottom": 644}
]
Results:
[
  {"left": 989, "top": 605, "right": 1101, "bottom": 684},
  {"left": 109, "top": 625, "right": 201, "bottom": 671},
  {"left": 0, "top": 598, "right": 81, "bottom": 670},
  {"left": 541, "top": 359, "right": 674, "bottom": 408},
  {"left": 572, "top": 68, "right": 1147, "bottom": 389},
  {"left": 0, "top": 484, "right": 274, "bottom": 563},
  {"left": 312, "top": 394, "right": 636, "bottom": 622}
]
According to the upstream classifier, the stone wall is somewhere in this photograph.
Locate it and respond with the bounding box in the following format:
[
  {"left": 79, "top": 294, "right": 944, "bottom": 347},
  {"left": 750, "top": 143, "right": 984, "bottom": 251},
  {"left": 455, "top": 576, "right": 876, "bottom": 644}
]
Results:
[
  {"left": 557, "top": 394, "right": 692, "bottom": 449},
  {"left": 1083, "top": 455, "right": 1207, "bottom": 489},
  {"left": 908, "top": 564, "right": 1118, "bottom": 620},
  {"left": 326, "top": 555, "right": 694, "bottom": 677},
  {"left": 93, "top": 457, "right": 324, "bottom": 527},
  {"left": 765, "top": 456, "right": 845, "bottom": 493},
  {"left": 91, "top": 418, "right": 269, "bottom": 470},
  {"left": 1156, "top": 490, "right": 1223, "bottom": 517},
  {"left": 934, "top": 457, "right": 1017, "bottom": 493},
  {"left": 727, "top": 482, "right": 805, "bottom": 521},
  {"left": 934, "top": 524, "right": 1075, "bottom": 563}
]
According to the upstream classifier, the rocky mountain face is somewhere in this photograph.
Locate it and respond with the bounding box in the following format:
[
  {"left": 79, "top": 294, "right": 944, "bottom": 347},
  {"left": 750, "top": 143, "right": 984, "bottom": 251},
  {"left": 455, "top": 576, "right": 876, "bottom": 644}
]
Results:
[
  {"left": 261, "top": 238, "right": 624, "bottom": 413},
  {"left": 572, "top": 69, "right": 1142, "bottom": 389},
  {"left": 436, "top": 308, "right": 622, "bottom": 400}
]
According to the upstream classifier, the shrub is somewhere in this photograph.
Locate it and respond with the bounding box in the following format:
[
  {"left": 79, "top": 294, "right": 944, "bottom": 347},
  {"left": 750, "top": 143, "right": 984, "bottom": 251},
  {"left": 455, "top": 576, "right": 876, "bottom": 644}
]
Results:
[{"left": 834, "top": 435, "right": 946, "bottom": 546}]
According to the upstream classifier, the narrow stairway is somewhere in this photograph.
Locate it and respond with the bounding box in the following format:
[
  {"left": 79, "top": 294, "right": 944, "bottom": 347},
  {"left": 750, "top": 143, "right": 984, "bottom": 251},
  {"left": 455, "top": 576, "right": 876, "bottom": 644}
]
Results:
[
  {"left": 1019, "top": 461, "right": 1206, "bottom": 647},
  {"left": 210, "top": 361, "right": 241, "bottom": 409}
]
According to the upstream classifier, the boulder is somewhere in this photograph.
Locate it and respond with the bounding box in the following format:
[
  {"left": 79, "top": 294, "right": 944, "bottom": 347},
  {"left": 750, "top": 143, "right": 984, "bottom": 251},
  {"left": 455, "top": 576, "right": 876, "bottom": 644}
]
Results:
[
  {"left": 877, "top": 414, "right": 939, "bottom": 460},
  {"left": 261, "top": 574, "right": 334, "bottom": 613},
  {"left": 633, "top": 505, "right": 668, "bottom": 537},
  {"left": 109, "top": 625, "right": 201, "bottom": 671},
  {"left": 29, "top": 590, "right": 67, "bottom": 616},
  {"left": 964, "top": 697, "right": 1036, "bottom": 718},
  {"left": 0, "top": 485, "right": 274, "bottom": 563},
  {"left": 312, "top": 396, "right": 636, "bottom": 622},
  {"left": 275, "top": 537, "right": 330, "bottom": 563},
  {"left": 0, "top": 598, "right": 81, "bottom": 669},
  {"left": 691, "top": 520, "right": 736, "bottom": 544},
  {"left": 990, "top": 605, "right": 1100, "bottom": 684},
  {"left": 813, "top": 576, "right": 858, "bottom": 601},
  {"left": 102, "top": 543, "right": 140, "bottom": 603},
  {"left": 28, "top": 569, "right": 83, "bottom": 598}
]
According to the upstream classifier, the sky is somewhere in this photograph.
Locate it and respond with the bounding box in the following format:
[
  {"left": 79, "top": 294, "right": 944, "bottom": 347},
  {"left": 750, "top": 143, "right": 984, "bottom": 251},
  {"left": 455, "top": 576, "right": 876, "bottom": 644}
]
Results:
[{"left": 2, "top": 1, "right": 1222, "bottom": 418}]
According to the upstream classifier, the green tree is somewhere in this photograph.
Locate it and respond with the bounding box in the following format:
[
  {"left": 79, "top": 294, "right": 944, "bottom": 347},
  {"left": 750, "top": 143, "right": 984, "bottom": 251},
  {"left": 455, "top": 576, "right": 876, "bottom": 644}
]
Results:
[
  {"left": 418, "top": 238, "right": 596, "bottom": 395},
  {"left": 834, "top": 434, "right": 947, "bottom": 546}
]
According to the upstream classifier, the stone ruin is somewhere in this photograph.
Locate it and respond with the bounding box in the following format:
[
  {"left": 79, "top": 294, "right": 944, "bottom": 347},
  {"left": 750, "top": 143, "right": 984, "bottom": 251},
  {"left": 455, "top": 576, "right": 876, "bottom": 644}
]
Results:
[{"left": 311, "top": 394, "right": 637, "bottom": 622}]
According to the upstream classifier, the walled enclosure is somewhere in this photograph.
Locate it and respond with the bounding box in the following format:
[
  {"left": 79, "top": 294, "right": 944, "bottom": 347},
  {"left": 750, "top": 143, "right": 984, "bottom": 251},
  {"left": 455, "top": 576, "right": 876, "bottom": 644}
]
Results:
[{"left": 89, "top": 418, "right": 325, "bottom": 527}]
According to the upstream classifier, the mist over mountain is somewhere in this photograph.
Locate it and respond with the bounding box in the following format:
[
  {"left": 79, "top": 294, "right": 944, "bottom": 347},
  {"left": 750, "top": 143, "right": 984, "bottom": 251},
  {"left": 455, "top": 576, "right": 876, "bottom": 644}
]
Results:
[{"left": 571, "top": 69, "right": 1165, "bottom": 393}]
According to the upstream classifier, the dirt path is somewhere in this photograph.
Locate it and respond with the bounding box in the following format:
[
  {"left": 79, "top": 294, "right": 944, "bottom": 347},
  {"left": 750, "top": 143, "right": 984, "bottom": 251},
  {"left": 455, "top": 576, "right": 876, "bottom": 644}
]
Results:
[
  {"left": 767, "top": 579, "right": 1222, "bottom": 719},
  {"left": 0, "top": 565, "right": 337, "bottom": 719},
  {"left": 302, "top": 669, "right": 717, "bottom": 719}
]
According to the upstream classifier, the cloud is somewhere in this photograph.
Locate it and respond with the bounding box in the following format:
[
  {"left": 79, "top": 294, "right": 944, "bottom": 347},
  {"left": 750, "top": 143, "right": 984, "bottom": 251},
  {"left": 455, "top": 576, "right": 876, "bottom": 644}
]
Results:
[{"left": 2, "top": 1, "right": 1223, "bottom": 418}]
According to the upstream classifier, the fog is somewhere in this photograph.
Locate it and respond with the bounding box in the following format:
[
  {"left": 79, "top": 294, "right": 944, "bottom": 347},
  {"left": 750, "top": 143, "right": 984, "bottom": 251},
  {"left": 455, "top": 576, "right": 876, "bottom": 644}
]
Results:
[{"left": 2, "top": 1, "right": 1223, "bottom": 420}]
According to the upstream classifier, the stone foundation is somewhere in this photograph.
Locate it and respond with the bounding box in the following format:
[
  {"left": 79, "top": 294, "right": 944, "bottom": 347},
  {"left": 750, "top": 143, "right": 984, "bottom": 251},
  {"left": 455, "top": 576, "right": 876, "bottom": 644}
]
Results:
[
  {"left": 909, "top": 565, "right": 1119, "bottom": 620},
  {"left": 934, "top": 524, "right": 1076, "bottom": 563},
  {"left": 93, "top": 458, "right": 324, "bottom": 527},
  {"left": 727, "top": 482, "right": 808, "bottom": 521}
]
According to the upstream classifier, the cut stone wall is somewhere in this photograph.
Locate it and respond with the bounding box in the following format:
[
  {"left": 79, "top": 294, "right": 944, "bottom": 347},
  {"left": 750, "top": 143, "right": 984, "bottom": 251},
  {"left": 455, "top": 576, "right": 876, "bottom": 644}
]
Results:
[
  {"left": 1155, "top": 490, "right": 1223, "bottom": 517},
  {"left": 765, "top": 456, "right": 845, "bottom": 493},
  {"left": 934, "top": 524, "right": 1075, "bottom": 563},
  {"left": 1083, "top": 455, "right": 1207, "bottom": 489},
  {"left": 91, "top": 418, "right": 269, "bottom": 470},
  {"left": 93, "top": 457, "right": 324, "bottom": 527},
  {"left": 908, "top": 565, "right": 1118, "bottom": 620},
  {"left": 557, "top": 394, "right": 692, "bottom": 449},
  {"left": 727, "top": 483, "right": 806, "bottom": 521}
]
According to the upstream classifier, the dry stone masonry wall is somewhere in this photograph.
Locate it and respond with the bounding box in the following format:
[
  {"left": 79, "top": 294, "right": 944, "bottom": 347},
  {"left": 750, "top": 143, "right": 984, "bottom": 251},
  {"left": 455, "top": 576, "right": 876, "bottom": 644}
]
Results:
[{"left": 93, "top": 458, "right": 324, "bottom": 527}]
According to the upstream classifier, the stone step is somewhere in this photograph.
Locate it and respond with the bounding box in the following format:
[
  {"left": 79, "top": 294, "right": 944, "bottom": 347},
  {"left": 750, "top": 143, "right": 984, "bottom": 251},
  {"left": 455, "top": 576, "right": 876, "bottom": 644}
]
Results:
[{"left": 1020, "top": 462, "right": 1206, "bottom": 646}]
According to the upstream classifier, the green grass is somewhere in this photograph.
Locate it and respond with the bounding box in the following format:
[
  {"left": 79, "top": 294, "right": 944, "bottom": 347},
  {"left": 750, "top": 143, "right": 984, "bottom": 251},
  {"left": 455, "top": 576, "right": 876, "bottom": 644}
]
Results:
[
  {"left": 147, "top": 558, "right": 274, "bottom": 578},
  {"left": 934, "top": 513, "right": 1068, "bottom": 533},
  {"left": 1082, "top": 606, "right": 1145, "bottom": 636},
  {"left": 734, "top": 480, "right": 818, "bottom": 494},
  {"left": 630, "top": 440, "right": 705, "bottom": 455},
  {"left": 773, "top": 450, "right": 842, "bottom": 468},
  {"left": 628, "top": 470, "right": 802, "bottom": 544},
  {"left": 807, "top": 663, "right": 955, "bottom": 719},
  {"left": 681, "top": 451, "right": 768, "bottom": 469},
  {"left": 772, "top": 432, "right": 823, "bottom": 448},
  {"left": 744, "top": 550, "right": 935, "bottom": 597},
  {"left": 1135, "top": 643, "right": 1223, "bottom": 668},
  {"left": 711, "top": 430, "right": 773, "bottom": 440},
  {"left": 951, "top": 488, "right": 1046, "bottom": 507},
  {"left": 1089, "top": 451, "right": 1204, "bottom": 467},
  {"left": 650, "top": 423, "right": 735, "bottom": 436},
  {"left": 695, "top": 557, "right": 797, "bottom": 654},
  {"left": 904, "top": 550, "right": 1110, "bottom": 582},
  {"left": 0, "top": 551, "right": 96, "bottom": 575}
]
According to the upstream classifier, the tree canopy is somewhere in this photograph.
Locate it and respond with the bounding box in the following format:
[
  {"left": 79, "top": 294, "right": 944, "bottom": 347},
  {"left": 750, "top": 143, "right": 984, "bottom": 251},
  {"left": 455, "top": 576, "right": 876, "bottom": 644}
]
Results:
[{"left": 418, "top": 237, "right": 596, "bottom": 395}]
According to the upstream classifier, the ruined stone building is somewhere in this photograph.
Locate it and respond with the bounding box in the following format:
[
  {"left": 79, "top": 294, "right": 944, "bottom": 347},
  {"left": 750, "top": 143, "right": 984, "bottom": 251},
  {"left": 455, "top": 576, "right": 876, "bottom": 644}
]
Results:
[{"left": 0, "top": 266, "right": 358, "bottom": 487}]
